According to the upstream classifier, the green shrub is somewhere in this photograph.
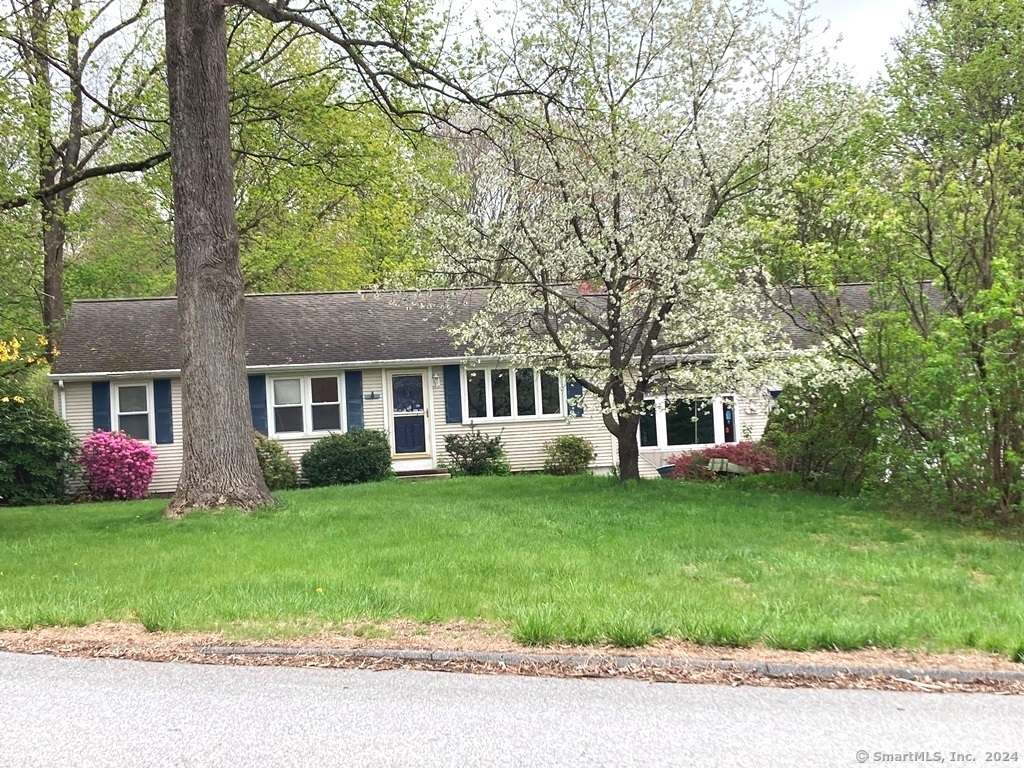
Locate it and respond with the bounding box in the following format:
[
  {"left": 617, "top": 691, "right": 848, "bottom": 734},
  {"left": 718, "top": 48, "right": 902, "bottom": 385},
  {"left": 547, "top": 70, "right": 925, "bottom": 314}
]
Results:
[
  {"left": 0, "top": 380, "right": 78, "bottom": 505},
  {"left": 543, "top": 434, "right": 596, "bottom": 475},
  {"left": 254, "top": 431, "right": 299, "bottom": 490},
  {"left": 443, "top": 427, "right": 510, "bottom": 476},
  {"left": 763, "top": 380, "right": 879, "bottom": 495},
  {"left": 300, "top": 429, "right": 393, "bottom": 487}
]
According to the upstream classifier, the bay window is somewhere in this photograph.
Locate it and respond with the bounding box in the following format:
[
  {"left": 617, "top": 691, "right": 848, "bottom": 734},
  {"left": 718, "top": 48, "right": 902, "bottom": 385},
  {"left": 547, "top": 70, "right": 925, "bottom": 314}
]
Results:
[
  {"left": 491, "top": 369, "right": 512, "bottom": 417},
  {"left": 666, "top": 399, "right": 716, "bottom": 446}
]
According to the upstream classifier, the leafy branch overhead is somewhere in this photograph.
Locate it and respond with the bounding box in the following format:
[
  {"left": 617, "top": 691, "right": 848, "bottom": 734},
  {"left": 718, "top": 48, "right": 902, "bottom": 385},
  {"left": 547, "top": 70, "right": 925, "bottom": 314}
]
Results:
[
  {"left": 0, "top": 0, "right": 466, "bottom": 347},
  {"left": 228, "top": 0, "right": 540, "bottom": 118}
]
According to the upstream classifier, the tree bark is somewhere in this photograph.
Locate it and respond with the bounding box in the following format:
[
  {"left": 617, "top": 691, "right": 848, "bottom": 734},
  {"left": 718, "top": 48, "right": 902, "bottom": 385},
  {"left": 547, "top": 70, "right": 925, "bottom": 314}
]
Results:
[
  {"left": 615, "top": 415, "right": 642, "bottom": 481},
  {"left": 163, "top": 0, "right": 274, "bottom": 516},
  {"left": 40, "top": 193, "right": 66, "bottom": 359},
  {"left": 28, "top": 0, "right": 66, "bottom": 360}
]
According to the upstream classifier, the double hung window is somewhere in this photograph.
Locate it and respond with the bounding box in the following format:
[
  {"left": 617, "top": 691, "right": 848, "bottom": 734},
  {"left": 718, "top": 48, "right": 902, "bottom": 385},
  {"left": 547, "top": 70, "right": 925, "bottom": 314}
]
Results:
[
  {"left": 271, "top": 375, "right": 344, "bottom": 435},
  {"left": 115, "top": 383, "right": 151, "bottom": 441}
]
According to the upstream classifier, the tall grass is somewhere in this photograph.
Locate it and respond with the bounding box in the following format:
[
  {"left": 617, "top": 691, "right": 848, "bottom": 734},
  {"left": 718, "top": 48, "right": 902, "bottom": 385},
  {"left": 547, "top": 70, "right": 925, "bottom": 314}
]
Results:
[{"left": 1, "top": 476, "right": 1022, "bottom": 658}]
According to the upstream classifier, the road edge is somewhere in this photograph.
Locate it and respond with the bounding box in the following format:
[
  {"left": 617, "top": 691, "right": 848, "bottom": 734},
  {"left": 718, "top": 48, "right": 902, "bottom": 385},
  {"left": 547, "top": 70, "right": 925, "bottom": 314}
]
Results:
[{"left": 198, "top": 645, "right": 1024, "bottom": 684}]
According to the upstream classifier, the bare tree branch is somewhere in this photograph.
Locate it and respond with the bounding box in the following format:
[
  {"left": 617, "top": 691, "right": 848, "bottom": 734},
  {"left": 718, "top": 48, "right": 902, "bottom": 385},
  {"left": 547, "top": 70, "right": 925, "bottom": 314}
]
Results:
[{"left": 0, "top": 151, "right": 170, "bottom": 210}]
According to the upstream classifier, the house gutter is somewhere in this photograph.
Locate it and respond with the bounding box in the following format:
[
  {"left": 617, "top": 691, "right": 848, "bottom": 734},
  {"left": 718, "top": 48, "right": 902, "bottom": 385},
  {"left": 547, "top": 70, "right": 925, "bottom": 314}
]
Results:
[
  {"left": 48, "top": 350, "right": 803, "bottom": 382},
  {"left": 46, "top": 356, "right": 494, "bottom": 382}
]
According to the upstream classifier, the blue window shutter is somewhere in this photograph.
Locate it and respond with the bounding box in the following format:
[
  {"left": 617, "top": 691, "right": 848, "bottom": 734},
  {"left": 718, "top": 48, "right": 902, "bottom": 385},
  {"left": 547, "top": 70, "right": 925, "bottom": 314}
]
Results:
[
  {"left": 153, "top": 379, "right": 174, "bottom": 444},
  {"left": 443, "top": 365, "right": 463, "bottom": 423},
  {"left": 248, "top": 375, "right": 268, "bottom": 435},
  {"left": 91, "top": 381, "right": 111, "bottom": 431},
  {"left": 566, "top": 379, "right": 584, "bottom": 417},
  {"left": 345, "top": 371, "right": 364, "bottom": 431}
]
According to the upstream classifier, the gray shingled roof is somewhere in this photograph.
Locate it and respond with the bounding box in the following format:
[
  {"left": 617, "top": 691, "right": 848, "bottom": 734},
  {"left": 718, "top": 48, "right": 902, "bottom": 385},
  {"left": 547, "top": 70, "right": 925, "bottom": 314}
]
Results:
[
  {"left": 52, "top": 284, "right": 916, "bottom": 376},
  {"left": 52, "top": 290, "right": 484, "bottom": 376},
  {"left": 772, "top": 281, "right": 944, "bottom": 350}
]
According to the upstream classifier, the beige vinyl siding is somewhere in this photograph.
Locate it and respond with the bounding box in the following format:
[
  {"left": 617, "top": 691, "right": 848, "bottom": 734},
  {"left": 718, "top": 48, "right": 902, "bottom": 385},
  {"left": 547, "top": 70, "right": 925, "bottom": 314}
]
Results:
[
  {"left": 737, "top": 395, "right": 772, "bottom": 442},
  {"left": 274, "top": 369, "right": 385, "bottom": 466},
  {"left": 61, "top": 379, "right": 184, "bottom": 495},
  {"left": 152, "top": 379, "right": 184, "bottom": 493},
  {"left": 64, "top": 370, "right": 385, "bottom": 493},
  {"left": 62, "top": 381, "right": 93, "bottom": 438},
  {"left": 61, "top": 381, "right": 93, "bottom": 493},
  {"left": 430, "top": 365, "right": 617, "bottom": 473}
]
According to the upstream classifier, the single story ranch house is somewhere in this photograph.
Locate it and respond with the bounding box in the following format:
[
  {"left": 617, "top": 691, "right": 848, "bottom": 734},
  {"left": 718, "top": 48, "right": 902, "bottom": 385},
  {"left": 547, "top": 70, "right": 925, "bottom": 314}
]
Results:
[{"left": 49, "top": 288, "right": 827, "bottom": 492}]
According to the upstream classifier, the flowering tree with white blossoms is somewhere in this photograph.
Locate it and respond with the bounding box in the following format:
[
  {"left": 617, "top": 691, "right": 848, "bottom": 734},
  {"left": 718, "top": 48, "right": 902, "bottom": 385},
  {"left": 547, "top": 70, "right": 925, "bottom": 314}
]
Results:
[{"left": 431, "top": 0, "right": 856, "bottom": 480}]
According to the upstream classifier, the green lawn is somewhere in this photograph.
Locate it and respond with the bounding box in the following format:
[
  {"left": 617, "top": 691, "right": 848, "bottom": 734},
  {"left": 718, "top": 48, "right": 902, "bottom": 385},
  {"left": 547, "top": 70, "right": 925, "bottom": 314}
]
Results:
[{"left": 1, "top": 475, "right": 1022, "bottom": 659}]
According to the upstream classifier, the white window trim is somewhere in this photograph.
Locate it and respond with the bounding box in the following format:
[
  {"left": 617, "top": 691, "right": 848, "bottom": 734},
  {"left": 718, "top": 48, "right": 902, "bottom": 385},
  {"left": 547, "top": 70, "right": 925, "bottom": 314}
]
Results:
[
  {"left": 638, "top": 394, "right": 739, "bottom": 451},
  {"left": 268, "top": 374, "right": 347, "bottom": 438},
  {"left": 112, "top": 380, "right": 155, "bottom": 444},
  {"left": 462, "top": 366, "right": 566, "bottom": 423}
]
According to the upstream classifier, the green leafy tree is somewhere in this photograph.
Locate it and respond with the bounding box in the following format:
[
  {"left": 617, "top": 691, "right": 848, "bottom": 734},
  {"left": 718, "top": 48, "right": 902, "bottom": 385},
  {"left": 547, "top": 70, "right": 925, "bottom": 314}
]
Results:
[
  {"left": 226, "top": 15, "right": 443, "bottom": 292},
  {"left": 0, "top": 5, "right": 451, "bottom": 348},
  {"left": 0, "top": 0, "right": 167, "bottom": 354},
  {"left": 764, "top": 0, "right": 1024, "bottom": 520},
  {"left": 65, "top": 175, "right": 176, "bottom": 300}
]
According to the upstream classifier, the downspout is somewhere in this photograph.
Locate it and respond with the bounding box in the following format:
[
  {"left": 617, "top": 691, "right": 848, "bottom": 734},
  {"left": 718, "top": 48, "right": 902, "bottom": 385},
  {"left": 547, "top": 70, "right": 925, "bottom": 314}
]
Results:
[
  {"left": 57, "top": 378, "right": 70, "bottom": 497},
  {"left": 58, "top": 379, "right": 67, "bottom": 420}
]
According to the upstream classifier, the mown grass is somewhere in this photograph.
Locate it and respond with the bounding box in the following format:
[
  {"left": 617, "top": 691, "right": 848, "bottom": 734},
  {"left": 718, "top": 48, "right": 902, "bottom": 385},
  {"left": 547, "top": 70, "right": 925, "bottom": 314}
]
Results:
[{"left": 1, "top": 475, "right": 1023, "bottom": 659}]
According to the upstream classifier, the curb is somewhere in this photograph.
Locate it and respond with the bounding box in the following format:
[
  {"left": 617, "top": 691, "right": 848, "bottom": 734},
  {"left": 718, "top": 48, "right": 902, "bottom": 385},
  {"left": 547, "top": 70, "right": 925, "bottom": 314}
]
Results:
[{"left": 197, "top": 646, "right": 1024, "bottom": 684}]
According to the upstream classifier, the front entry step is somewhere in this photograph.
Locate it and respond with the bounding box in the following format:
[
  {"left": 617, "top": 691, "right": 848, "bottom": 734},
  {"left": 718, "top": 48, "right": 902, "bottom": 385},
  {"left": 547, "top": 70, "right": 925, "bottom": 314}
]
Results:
[{"left": 394, "top": 468, "right": 451, "bottom": 482}]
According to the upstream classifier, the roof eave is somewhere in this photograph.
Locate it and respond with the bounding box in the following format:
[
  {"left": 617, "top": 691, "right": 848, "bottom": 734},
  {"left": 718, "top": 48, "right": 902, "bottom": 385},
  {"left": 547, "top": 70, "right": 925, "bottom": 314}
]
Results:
[{"left": 48, "top": 354, "right": 500, "bottom": 381}]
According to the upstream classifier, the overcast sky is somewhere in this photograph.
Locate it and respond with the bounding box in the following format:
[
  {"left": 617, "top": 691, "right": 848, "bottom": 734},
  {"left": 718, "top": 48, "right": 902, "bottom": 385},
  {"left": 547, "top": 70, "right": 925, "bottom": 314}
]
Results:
[
  {"left": 808, "top": 0, "right": 918, "bottom": 82},
  {"left": 461, "top": 0, "right": 922, "bottom": 85}
]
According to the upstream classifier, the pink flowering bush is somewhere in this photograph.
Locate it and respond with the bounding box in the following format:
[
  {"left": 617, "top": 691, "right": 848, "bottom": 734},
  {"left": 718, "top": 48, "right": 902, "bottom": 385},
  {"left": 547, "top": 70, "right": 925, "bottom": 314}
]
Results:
[{"left": 78, "top": 430, "right": 156, "bottom": 500}]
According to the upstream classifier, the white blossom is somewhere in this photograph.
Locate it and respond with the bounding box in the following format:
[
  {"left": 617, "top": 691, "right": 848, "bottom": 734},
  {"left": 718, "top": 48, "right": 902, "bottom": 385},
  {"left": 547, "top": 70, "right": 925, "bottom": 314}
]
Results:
[{"left": 422, "top": 0, "right": 857, "bottom": 476}]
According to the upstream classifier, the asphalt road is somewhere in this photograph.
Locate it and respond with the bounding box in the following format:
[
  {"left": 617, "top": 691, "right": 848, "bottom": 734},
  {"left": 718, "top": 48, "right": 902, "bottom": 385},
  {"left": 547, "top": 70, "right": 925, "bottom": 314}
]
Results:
[{"left": 0, "top": 651, "right": 1021, "bottom": 768}]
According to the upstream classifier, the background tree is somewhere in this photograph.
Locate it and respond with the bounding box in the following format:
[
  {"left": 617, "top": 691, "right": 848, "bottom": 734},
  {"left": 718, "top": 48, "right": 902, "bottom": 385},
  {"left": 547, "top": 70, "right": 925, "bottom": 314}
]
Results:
[
  {"left": 225, "top": 12, "right": 446, "bottom": 291},
  {"left": 764, "top": 0, "right": 1024, "bottom": 519},
  {"left": 429, "top": 0, "right": 853, "bottom": 480},
  {"left": 0, "top": 3, "right": 452, "bottom": 347},
  {"left": 0, "top": 0, "right": 167, "bottom": 355}
]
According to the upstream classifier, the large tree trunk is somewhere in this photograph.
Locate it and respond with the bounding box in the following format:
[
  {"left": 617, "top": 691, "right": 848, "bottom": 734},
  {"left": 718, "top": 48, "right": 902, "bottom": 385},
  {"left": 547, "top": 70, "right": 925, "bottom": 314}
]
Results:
[
  {"left": 39, "top": 193, "right": 65, "bottom": 361},
  {"left": 30, "top": 0, "right": 65, "bottom": 361},
  {"left": 614, "top": 415, "right": 642, "bottom": 482},
  {"left": 164, "top": 0, "right": 274, "bottom": 517}
]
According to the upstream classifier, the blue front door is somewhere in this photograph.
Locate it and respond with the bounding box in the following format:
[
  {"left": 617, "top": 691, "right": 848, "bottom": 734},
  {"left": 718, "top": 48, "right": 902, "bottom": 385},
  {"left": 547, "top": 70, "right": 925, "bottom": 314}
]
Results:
[{"left": 392, "top": 374, "right": 427, "bottom": 454}]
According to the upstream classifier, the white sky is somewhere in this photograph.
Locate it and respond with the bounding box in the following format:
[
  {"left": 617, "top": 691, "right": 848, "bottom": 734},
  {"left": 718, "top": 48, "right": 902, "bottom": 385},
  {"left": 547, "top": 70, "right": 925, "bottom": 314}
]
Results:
[
  {"left": 460, "top": 0, "right": 922, "bottom": 85},
  {"left": 806, "top": 0, "right": 919, "bottom": 83}
]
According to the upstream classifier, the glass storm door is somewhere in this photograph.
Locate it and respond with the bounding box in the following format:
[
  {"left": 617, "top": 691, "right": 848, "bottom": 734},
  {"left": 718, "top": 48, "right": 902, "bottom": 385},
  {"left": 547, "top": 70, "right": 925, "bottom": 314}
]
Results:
[{"left": 391, "top": 373, "right": 427, "bottom": 454}]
